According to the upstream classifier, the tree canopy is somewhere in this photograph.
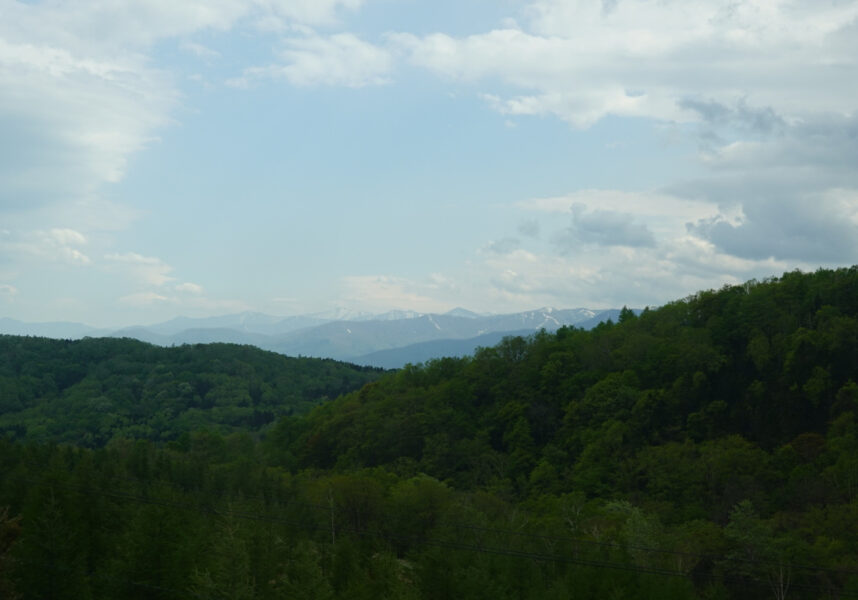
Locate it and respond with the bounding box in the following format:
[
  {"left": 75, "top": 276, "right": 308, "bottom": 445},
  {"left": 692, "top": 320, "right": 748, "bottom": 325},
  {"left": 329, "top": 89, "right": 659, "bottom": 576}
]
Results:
[
  {"left": 0, "top": 336, "right": 384, "bottom": 446},
  {"left": 2, "top": 267, "right": 858, "bottom": 599}
]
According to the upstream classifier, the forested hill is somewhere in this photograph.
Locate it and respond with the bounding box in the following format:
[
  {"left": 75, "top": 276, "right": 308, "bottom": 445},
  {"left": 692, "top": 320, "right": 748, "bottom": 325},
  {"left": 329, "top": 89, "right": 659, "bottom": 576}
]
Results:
[
  {"left": 2, "top": 267, "right": 858, "bottom": 600},
  {"left": 275, "top": 267, "right": 858, "bottom": 486},
  {"left": 0, "top": 336, "right": 384, "bottom": 446}
]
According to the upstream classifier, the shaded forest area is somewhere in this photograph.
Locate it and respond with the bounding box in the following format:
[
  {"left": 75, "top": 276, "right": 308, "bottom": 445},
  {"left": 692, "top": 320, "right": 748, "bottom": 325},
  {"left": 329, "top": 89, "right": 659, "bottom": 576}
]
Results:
[
  {"left": 0, "top": 337, "right": 385, "bottom": 445},
  {"left": 2, "top": 267, "right": 858, "bottom": 598}
]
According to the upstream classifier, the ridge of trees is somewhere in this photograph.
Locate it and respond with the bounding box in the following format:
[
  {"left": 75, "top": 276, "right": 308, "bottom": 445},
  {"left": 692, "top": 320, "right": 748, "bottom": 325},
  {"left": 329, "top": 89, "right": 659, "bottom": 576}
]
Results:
[
  {"left": 0, "top": 336, "right": 385, "bottom": 446},
  {"left": 2, "top": 266, "right": 858, "bottom": 598},
  {"left": 275, "top": 267, "right": 858, "bottom": 493}
]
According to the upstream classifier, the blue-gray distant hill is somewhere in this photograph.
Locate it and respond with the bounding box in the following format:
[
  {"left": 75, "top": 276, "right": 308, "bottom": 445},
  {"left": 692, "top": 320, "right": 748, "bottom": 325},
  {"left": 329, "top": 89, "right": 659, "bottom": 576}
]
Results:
[
  {"left": 352, "top": 309, "right": 630, "bottom": 368},
  {"left": 353, "top": 329, "right": 535, "bottom": 368},
  {"left": 0, "top": 318, "right": 108, "bottom": 339},
  {"left": 0, "top": 307, "right": 635, "bottom": 366},
  {"left": 258, "top": 308, "right": 629, "bottom": 363}
]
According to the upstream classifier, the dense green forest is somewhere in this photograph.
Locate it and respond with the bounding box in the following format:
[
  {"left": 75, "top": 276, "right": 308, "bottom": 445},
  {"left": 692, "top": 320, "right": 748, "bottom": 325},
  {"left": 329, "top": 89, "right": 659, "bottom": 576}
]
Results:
[
  {"left": 0, "top": 337, "right": 384, "bottom": 445},
  {"left": 2, "top": 267, "right": 858, "bottom": 599}
]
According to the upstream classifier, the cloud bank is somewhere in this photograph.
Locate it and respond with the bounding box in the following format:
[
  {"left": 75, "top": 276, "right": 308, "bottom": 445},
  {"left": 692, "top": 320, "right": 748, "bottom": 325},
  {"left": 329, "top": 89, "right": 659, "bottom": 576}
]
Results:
[{"left": 2, "top": 0, "right": 857, "bottom": 323}]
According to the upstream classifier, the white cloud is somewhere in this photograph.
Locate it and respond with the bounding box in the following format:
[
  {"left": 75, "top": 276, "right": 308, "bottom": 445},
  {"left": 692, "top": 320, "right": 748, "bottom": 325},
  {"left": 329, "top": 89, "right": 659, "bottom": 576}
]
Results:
[
  {"left": 460, "top": 179, "right": 838, "bottom": 310},
  {"left": 524, "top": 0, "right": 858, "bottom": 47},
  {"left": 388, "top": 0, "right": 858, "bottom": 292},
  {"left": 118, "top": 289, "right": 247, "bottom": 313},
  {"left": 0, "top": 0, "right": 371, "bottom": 225},
  {"left": 340, "top": 275, "right": 452, "bottom": 313},
  {"left": 1, "top": 228, "right": 92, "bottom": 265},
  {"left": 4, "top": 1, "right": 365, "bottom": 54},
  {"left": 119, "top": 291, "right": 169, "bottom": 307},
  {"left": 105, "top": 252, "right": 163, "bottom": 265},
  {"left": 4, "top": 0, "right": 856, "bottom": 324},
  {"left": 519, "top": 190, "right": 724, "bottom": 241},
  {"left": 240, "top": 33, "right": 392, "bottom": 88},
  {"left": 556, "top": 205, "right": 657, "bottom": 249},
  {"left": 663, "top": 112, "right": 858, "bottom": 264},
  {"left": 392, "top": 1, "right": 858, "bottom": 127},
  {"left": 173, "top": 296, "right": 250, "bottom": 313},
  {"left": 518, "top": 219, "right": 540, "bottom": 238},
  {"left": 180, "top": 41, "right": 221, "bottom": 60},
  {"left": 175, "top": 282, "right": 204, "bottom": 294},
  {"left": 340, "top": 172, "right": 841, "bottom": 310},
  {"left": 0, "top": 34, "right": 176, "bottom": 215},
  {"left": 483, "top": 90, "right": 653, "bottom": 129},
  {"left": 52, "top": 248, "right": 91, "bottom": 266},
  {"left": 519, "top": 189, "right": 712, "bottom": 216},
  {"left": 688, "top": 193, "right": 858, "bottom": 262},
  {"left": 482, "top": 237, "right": 521, "bottom": 255},
  {"left": 0, "top": 284, "right": 18, "bottom": 301},
  {"left": 105, "top": 252, "right": 174, "bottom": 286},
  {"left": 44, "top": 228, "right": 87, "bottom": 247},
  {"left": 472, "top": 229, "right": 797, "bottom": 311},
  {"left": 258, "top": 0, "right": 365, "bottom": 29}
]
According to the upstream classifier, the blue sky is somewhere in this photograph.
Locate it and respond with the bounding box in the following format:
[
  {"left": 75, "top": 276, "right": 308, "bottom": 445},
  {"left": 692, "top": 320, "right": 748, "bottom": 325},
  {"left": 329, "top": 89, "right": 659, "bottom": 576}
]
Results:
[{"left": 2, "top": 0, "right": 857, "bottom": 327}]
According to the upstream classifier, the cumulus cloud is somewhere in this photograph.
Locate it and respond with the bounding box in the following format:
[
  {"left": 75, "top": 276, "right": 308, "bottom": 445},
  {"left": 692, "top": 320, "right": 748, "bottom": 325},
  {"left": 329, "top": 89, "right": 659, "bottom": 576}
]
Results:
[
  {"left": 483, "top": 252, "right": 604, "bottom": 306},
  {"left": 255, "top": 0, "right": 365, "bottom": 30},
  {"left": 0, "top": 35, "right": 174, "bottom": 209},
  {"left": 697, "top": 114, "right": 858, "bottom": 180},
  {"left": 0, "top": 0, "right": 370, "bottom": 225},
  {"left": 471, "top": 225, "right": 798, "bottom": 312},
  {"left": 483, "top": 237, "right": 521, "bottom": 255},
  {"left": 118, "top": 288, "right": 246, "bottom": 313},
  {"left": 518, "top": 219, "right": 540, "bottom": 238},
  {"left": 4, "top": 1, "right": 365, "bottom": 54},
  {"left": 0, "top": 3, "right": 176, "bottom": 259},
  {"left": 340, "top": 275, "right": 452, "bottom": 313},
  {"left": 678, "top": 98, "right": 787, "bottom": 137},
  {"left": 4, "top": 0, "right": 857, "bottom": 322},
  {"left": 520, "top": 190, "right": 722, "bottom": 239},
  {"left": 236, "top": 33, "right": 392, "bottom": 88},
  {"left": 483, "top": 89, "right": 653, "bottom": 129},
  {"left": 119, "top": 291, "right": 170, "bottom": 307},
  {"left": 689, "top": 193, "right": 858, "bottom": 263},
  {"left": 43, "top": 228, "right": 87, "bottom": 247},
  {"left": 180, "top": 41, "right": 221, "bottom": 60},
  {"left": 463, "top": 179, "right": 835, "bottom": 311},
  {"left": 555, "top": 205, "right": 657, "bottom": 250},
  {"left": 387, "top": 0, "right": 858, "bottom": 295},
  {"left": 663, "top": 110, "right": 858, "bottom": 265},
  {"left": 105, "top": 252, "right": 174, "bottom": 286},
  {"left": 426, "top": 272, "right": 457, "bottom": 292},
  {"left": 0, "top": 228, "right": 92, "bottom": 265},
  {"left": 0, "top": 284, "right": 18, "bottom": 301},
  {"left": 105, "top": 252, "right": 164, "bottom": 265},
  {"left": 175, "top": 282, "right": 204, "bottom": 294},
  {"left": 41, "top": 230, "right": 91, "bottom": 265},
  {"left": 392, "top": 0, "right": 858, "bottom": 127}
]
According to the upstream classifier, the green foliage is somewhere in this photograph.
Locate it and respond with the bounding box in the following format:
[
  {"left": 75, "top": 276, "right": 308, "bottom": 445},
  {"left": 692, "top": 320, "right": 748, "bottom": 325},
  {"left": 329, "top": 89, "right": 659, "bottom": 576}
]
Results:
[
  {"left": 0, "top": 506, "right": 21, "bottom": 600},
  {"left": 3, "top": 267, "right": 858, "bottom": 598},
  {"left": 0, "top": 337, "right": 384, "bottom": 445}
]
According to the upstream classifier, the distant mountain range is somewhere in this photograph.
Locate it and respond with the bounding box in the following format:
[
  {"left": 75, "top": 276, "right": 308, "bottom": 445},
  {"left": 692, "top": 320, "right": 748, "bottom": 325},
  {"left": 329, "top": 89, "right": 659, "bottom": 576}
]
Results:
[{"left": 0, "top": 307, "right": 633, "bottom": 368}]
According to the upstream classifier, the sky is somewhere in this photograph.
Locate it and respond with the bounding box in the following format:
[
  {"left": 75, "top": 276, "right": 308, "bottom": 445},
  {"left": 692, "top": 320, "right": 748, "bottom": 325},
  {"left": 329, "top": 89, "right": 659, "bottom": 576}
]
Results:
[{"left": 1, "top": 0, "right": 857, "bottom": 327}]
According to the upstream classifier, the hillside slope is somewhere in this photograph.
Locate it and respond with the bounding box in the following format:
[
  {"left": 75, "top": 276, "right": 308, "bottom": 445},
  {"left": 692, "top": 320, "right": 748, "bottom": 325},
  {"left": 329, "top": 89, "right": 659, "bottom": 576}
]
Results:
[
  {"left": 273, "top": 268, "right": 858, "bottom": 503},
  {"left": 0, "top": 336, "right": 384, "bottom": 446},
  {"left": 3, "top": 268, "right": 858, "bottom": 600}
]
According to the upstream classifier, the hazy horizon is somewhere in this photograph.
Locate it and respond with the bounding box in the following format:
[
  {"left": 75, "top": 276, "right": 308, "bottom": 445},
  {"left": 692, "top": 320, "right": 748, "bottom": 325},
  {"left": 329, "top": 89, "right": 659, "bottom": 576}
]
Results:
[
  {"left": 1, "top": 304, "right": 612, "bottom": 330},
  {"left": 2, "top": 0, "right": 857, "bottom": 328}
]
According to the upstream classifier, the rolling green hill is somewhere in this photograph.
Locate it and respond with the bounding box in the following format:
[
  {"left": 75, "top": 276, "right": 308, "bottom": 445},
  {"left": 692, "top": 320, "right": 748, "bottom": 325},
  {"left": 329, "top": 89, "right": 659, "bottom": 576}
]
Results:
[
  {"left": 2, "top": 267, "right": 858, "bottom": 599},
  {"left": 0, "top": 335, "right": 384, "bottom": 446},
  {"left": 278, "top": 267, "right": 858, "bottom": 486}
]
